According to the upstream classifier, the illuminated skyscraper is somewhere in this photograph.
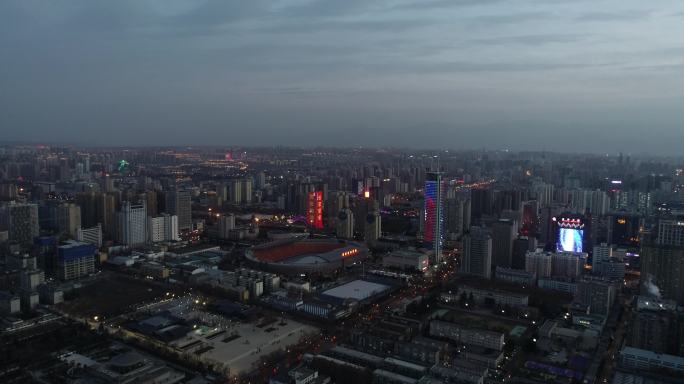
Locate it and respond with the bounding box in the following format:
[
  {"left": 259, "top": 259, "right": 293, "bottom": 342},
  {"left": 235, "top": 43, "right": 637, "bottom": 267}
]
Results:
[{"left": 424, "top": 172, "right": 444, "bottom": 263}]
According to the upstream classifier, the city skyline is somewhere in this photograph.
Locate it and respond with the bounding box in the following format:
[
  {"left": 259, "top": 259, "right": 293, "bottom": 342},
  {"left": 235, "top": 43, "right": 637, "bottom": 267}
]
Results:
[{"left": 3, "top": 0, "right": 684, "bottom": 153}]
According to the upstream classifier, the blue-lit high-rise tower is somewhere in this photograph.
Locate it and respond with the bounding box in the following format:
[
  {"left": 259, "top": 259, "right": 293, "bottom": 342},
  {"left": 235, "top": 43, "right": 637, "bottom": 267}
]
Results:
[{"left": 424, "top": 172, "right": 444, "bottom": 264}]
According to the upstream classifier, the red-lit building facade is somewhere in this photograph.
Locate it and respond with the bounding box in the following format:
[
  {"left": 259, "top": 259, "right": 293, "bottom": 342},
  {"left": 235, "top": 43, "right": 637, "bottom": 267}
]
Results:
[{"left": 307, "top": 191, "right": 324, "bottom": 229}]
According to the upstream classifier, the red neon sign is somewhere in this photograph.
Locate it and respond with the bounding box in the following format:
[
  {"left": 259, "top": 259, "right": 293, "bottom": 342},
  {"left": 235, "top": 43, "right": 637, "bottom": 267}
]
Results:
[{"left": 307, "top": 191, "right": 324, "bottom": 229}]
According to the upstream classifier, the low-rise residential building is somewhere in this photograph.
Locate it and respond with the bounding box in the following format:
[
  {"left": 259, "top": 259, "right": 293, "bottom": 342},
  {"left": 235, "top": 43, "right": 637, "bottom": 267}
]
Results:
[
  {"left": 448, "top": 285, "right": 529, "bottom": 308},
  {"left": 538, "top": 277, "right": 577, "bottom": 294},
  {"left": 494, "top": 267, "right": 535, "bottom": 285},
  {"left": 429, "top": 320, "right": 505, "bottom": 351}
]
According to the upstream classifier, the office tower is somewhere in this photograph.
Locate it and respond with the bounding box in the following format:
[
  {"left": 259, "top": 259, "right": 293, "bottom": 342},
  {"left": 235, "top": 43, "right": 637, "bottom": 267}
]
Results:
[
  {"left": 307, "top": 190, "right": 324, "bottom": 229},
  {"left": 491, "top": 219, "right": 517, "bottom": 269},
  {"left": 336, "top": 208, "right": 354, "bottom": 239},
  {"left": 525, "top": 249, "right": 552, "bottom": 278},
  {"left": 424, "top": 172, "right": 444, "bottom": 263},
  {"left": 76, "top": 223, "right": 102, "bottom": 247},
  {"left": 166, "top": 189, "right": 192, "bottom": 231},
  {"left": 364, "top": 210, "right": 381, "bottom": 243},
  {"left": 551, "top": 251, "right": 587, "bottom": 279},
  {"left": 575, "top": 276, "right": 616, "bottom": 315},
  {"left": 118, "top": 201, "right": 147, "bottom": 247},
  {"left": 461, "top": 226, "right": 492, "bottom": 279},
  {"left": 57, "top": 241, "right": 96, "bottom": 280},
  {"left": 218, "top": 214, "right": 236, "bottom": 239},
  {"left": 56, "top": 202, "right": 81, "bottom": 237},
  {"left": 0, "top": 202, "right": 39, "bottom": 245},
  {"left": 148, "top": 214, "right": 179, "bottom": 243}
]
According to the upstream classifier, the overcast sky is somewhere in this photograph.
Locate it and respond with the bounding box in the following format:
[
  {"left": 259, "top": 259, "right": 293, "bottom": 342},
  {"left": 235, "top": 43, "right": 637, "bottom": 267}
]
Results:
[{"left": 2, "top": 0, "right": 684, "bottom": 153}]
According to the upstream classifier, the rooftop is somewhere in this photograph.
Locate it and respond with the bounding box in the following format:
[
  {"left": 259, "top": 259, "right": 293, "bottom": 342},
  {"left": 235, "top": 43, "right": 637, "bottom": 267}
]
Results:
[{"left": 322, "top": 280, "right": 390, "bottom": 301}]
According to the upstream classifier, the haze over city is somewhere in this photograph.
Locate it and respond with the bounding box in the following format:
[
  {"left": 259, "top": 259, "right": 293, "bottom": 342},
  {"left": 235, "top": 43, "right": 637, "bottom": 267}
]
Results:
[
  {"left": 4, "top": 2, "right": 684, "bottom": 384},
  {"left": 3, "top": 0, "right": 684, "bottom": 153}
]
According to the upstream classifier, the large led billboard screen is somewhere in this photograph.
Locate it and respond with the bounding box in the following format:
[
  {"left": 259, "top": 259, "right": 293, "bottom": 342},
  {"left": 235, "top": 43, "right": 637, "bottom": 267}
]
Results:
[{"left": 557, "top": 227, "right": 584, "bottom": 253}]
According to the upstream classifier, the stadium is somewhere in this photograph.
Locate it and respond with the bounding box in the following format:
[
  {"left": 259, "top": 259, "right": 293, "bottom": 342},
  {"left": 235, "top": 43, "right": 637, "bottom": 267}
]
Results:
[{"left": 245, "top": 238, "right": 369, "bottom": 275}]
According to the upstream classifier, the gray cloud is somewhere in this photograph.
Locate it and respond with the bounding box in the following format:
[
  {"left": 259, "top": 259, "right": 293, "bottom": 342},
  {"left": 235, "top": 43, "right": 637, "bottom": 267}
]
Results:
[
  {"left": 576, "top": 10, "right": 652, "bottom": 21},
  {"left": 2, "top": 0, "right": 684, "bottom": 154},
  {"left": 393, "top": 0, "right": 506, "bottom": 11},
  {"left": 471, "top": 34, "right": 589, "bottom": 46}
]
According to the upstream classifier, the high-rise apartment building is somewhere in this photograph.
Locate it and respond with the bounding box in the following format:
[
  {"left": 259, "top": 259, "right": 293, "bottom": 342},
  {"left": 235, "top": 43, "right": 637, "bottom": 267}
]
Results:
[
  {"left": 575, "top": 276, "right": 616, "bottom": 315},
  {"left": 641, "top": 218, "right": 684, "bottom": 304},
  {"left": 57, "top": 202, "right": 81, "bottom": 237},
  {"left": 218, "top": 214, "right": 236, "bottom": 239},
  {"left": 166, "top": 189, "right": 191, "bottom": 231},
  {"left": 444, "top": 197, "right": 470, "bottom": 240},
  {"left": 525, "top": 249, "right": 552, "bottom": 278},
  {"left": 76, "top": 223, "right": 103, "bottom": 247},
  {"left": 229, "top": 179, "right": 243, "bottom": 205},
  {"left": 148, "top": 213, "right": 179, "bottom": 243},
  {"left": 0, "top": 202, "right": 39, "bottom": 245},
  {"left": 57, "top": 240, "right": 96, "bottom": 280},
  {"left": 491, "top": 219, "right": 517, "bottom": 269},
  {"left": 242, "top": 178, "right": 253, "bottom": 204},
  {"left": 551, "top": 251, "right": 587, "bottom": 279},
  {"left": 336, "top": 208, "right": 354, "bottom": 239},
  {"left": 364, "top": 210, "right": 381, "bottom": 243},
  {"left": 118, "top": 201, "right": 147, "bottom": 247},
  {"left": 461, "top": 226, "right": 492, "bottom": 279}
]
